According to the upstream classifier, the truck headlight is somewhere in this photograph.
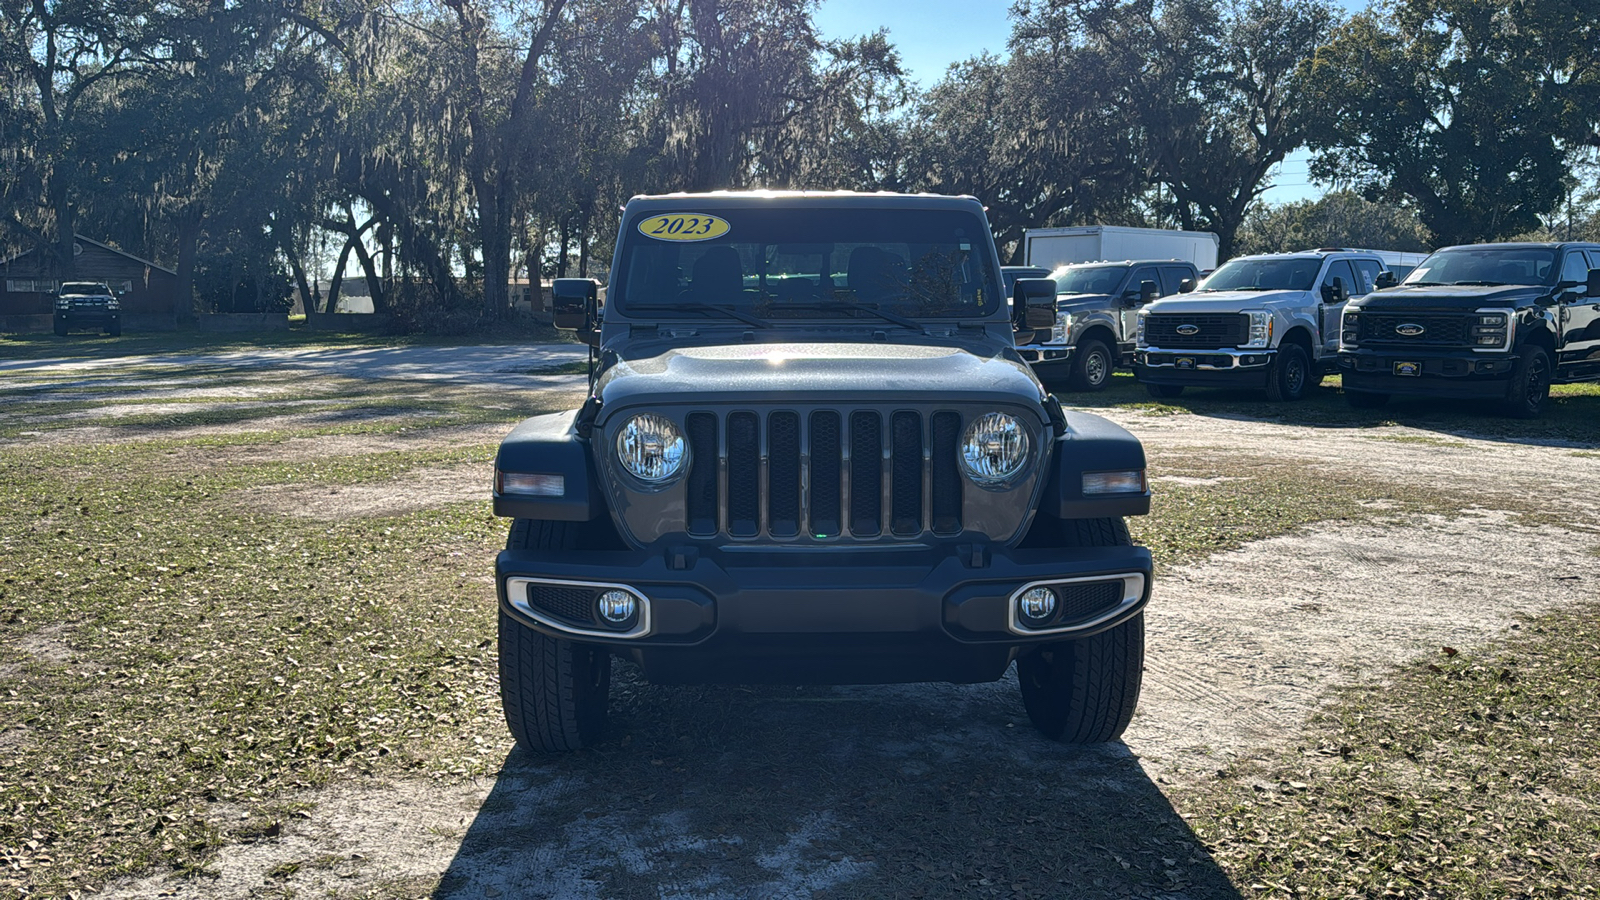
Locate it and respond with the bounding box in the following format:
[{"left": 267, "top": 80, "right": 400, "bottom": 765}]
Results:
[
  {"left": 1341, "top": 310, "right": 1359, "bottom": 348},
  {"left": 959, "top": 412, "right": 1030, "bottom": 488},
  {"left": 1136, "top": 312, "right": 1146, "bottom": 345},
  {"left": 1051, "top": 311, "right": 1071, "bottom": 345},
  {"left": 1243, "top": 310, "right": 1272, "bottom": 349},
  {"left": 616, "top": 414, "right": 686, "bottom": 484},
  {"left": 1473, "top": 311, "right": 1509, "bottom": 349}
]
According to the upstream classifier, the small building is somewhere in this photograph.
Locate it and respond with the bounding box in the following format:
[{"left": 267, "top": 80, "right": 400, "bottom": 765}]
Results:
[{"left": 1, "top": 235, "right": 179, "bottom": 318}]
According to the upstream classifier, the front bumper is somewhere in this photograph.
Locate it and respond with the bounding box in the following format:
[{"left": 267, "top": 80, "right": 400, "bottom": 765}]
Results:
[
  {"left": 56, "top": 308, "right": 120, "bottom": 327},
  {"left": 497, "top": 541, "right": 1152, "bottom": 685},
  {"left": 1338, "top": 349, "right": 1516, "bottom": 398},
  {"left": 1016, "top": 343, "right": 1074, "bottom": 376},
  {"left": 1135, "top": 346, "right": 1273, "bottom": 387}
]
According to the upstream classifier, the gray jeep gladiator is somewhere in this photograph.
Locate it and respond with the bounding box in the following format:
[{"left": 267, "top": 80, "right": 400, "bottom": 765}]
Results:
[{"left": 491, "top": 192, "right": 1154, "bottom": 751}]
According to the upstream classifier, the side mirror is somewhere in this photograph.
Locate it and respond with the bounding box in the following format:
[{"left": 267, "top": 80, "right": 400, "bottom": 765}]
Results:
[
  {"left": 552, "top": 277, "right": 600, "bottom": 344},
  {"left": 1139, "top": 280, "right": 1159, "bottom": 303},
  {"left": 1589, "top": 268, "right": 1600, "bottom": 297},
  {"left": 1012, "top": 277, "right": 1057, "bottom": 340},
  {"left": 1178, "top": 277, "right": 1196, "bottom": 294},
  {"left": 1321, "top": 276, "right": 1348, "bottom": 304},
  {"left": 1376, "top": 271, "right": 1398, "bottom": 289}
]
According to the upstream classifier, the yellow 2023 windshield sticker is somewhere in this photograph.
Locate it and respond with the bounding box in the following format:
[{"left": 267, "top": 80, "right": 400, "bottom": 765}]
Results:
[{"left": 637, "top": 213, "right": 730, "bottom": 242}]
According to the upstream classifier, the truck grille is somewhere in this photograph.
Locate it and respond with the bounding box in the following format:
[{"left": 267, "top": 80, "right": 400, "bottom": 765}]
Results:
[
  {"left": 684, "top": 409, "right": 965, "bottom": 541},
  {"left": 1143, "top": 313, "right": 1248, "bottom": 349},
  {"left": 1357, "top": 313, "right": 1470, "bottom": 347}
]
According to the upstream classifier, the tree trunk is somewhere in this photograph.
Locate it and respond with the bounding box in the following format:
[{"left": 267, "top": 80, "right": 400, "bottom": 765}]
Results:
[
  {"left": 174, "top": 208, "right": 203, "bottom": 323},
  {"left": 325, "top": 236, "right": 357, "bottom": 314}
]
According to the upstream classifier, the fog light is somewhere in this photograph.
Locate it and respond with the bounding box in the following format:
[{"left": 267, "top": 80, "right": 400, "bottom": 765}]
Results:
[
  {"left": 1018, "top": 587, "right": 1057, "bottom": 626},
  {"left": 596, "top": 590, "right": 638, "bottom": 626}
]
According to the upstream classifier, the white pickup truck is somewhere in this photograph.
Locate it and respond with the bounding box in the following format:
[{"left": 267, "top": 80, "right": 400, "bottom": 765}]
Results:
[{"left": 1133, "top": 249, "right": 1391, "bottom": 400}]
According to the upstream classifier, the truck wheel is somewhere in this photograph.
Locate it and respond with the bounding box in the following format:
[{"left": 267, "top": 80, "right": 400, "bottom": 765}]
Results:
[
  {"left": 54, "top": 319, "right": 68, "bottom": 337},
  {"left": 1016, "top": 516, "right": 1144, "bottom": 743},
  {"left": 1345, "top": 389, "right": 1389, "bottom": 409},
  {"left": 107, "top": 321, "right": 121, "bottom": 337},
  {"left": 1264, "top": 343, "right": 1311, "bottom": 401},
  {"left": 1068, "top": 339, "right": 1113, "bottom": 392},
  {"left": 498, "top": 519, "right": 611, "bottom": 752},
  {"left": 1144, "top": 383, "right": 1183, "bottom": 399},
  {"left": 1502, "top": 347, "right": 1551, "bottom": 419}
]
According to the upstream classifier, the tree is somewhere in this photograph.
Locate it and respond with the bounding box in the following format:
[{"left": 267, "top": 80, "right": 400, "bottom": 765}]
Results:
[
  {"left": 1013, "top": 0, "right": 1338, "bottom": 257},
  {"left": 1301, "top": 0, "right": 1594, "bottom": 244},
  {"left": 1235, "top": 190, "right": 1432, "bottom": 255}
]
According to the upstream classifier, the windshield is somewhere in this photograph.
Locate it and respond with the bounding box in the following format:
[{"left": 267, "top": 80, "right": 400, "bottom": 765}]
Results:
[
  {"left": 60, "top": 282, "right": 110, "bottom": 295},
  {"left": 1051, "top": 264, "right": 1127, "bottom": 295},
  {"left": 1198, "top": 258, "right": 1321, "bottom": 292},
  {"left": 1402, "top": 247, "right": 1558, "bottom": 286},
  {"left": 612, "top": 207, "right": 1000, "bottom": 320}
]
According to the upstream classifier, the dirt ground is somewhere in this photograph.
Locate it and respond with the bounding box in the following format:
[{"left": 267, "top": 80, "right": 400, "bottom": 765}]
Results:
[{"left": 10, "top": 348, "right": 1597, "bottom": 899}]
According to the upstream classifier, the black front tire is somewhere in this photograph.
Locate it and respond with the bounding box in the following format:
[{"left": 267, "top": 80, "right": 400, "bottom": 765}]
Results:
[
  {"left": 1345, "top": 389, "right": 1389, "bottom": 409},
  {"left": 107, "top": 320, "right": 121, "bottom": 337},
  {"left": 1264, "top": 343, "right": 1311, "bottom": 401},
  {"left": 1016, "top": 517, "right": 1145, "bottom": 744},
  {"left": 1144, "top": 383, "right": 1184, "bottom": 399},
  {"left": 1068, "top": 339, "right": 1113, "bottom": 392},
  {"left": 498, "top": 519, "right": 612, "bottom": 752},
  {"left": 1502, "top": 346, "right": 1551, "bottom": 419},
  {"left": 54, "top": 318, "right": 68, "bottom": 337}
]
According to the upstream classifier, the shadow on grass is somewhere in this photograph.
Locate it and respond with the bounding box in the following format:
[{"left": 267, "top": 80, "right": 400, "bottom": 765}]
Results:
[
  {"left": 432, "top": 670, "right": 1242, "bottom": 899},
  {"left": 1055, "top": 372, "right": 1600, "bottom": 448}
]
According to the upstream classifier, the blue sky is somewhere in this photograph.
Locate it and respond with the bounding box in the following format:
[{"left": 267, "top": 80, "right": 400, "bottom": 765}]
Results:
[{"left": 812, "top": 0, "right": 1367, "bottom": 205}]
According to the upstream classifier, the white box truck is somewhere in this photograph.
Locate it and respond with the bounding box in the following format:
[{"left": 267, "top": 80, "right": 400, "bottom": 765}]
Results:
[{"left": 1024, "top": 226, "right": 1220, "bottom": 272}]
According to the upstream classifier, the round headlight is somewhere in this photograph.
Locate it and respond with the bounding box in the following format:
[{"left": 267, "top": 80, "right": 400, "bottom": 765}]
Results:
[
  {"left": 960, "top": 412, "right": 1030, "bottom": 487},
  {"left": 616, "top": 414, "right": 686, "bottom": 483}
]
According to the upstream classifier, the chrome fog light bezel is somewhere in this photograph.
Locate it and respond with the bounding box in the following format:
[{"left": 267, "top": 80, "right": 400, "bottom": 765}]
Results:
[{"left": 1007, "top": 573, "right": 1147, "bottom": 636}]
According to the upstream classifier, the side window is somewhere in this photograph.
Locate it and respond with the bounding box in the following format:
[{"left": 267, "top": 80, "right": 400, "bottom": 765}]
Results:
[
  {"left": 1352, "top": 260, "right": 1383, "bottom": 295},
  {"left": 1560, "top": 251, "right": 1589, "bottom": 287},
  {"left": 1322, "top": 260, "right": 1359, "bottom": 297},
  {"left": 1158, "top": 266, "right": 1192, "bottom": 295},
  {"left": 1128, "top": 267, "right": 1159, "bottom": 297}
]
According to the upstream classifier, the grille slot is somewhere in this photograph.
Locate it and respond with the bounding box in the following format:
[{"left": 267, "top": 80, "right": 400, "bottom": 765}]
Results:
[
  {"left": 850, "top": 411, "right": 882, "bottom": 537},
  {"left": 891, "top": 412, "right": 923, "bottom": 536},
  {"left": 810, "top": 411, "right": 842, "bottom": 537},
  {"left": 931, "top": 412, "right": 963, "bottom": 535},
  {"left": 727, "top": 412, "right": 760, "bottom": 537},
  {"left": 768, "top": 412, "right": 801, "bottom": 537},
  {"left": 1358, "top": 314, "right": 1471, "bottom": 347},
  {"left": 685, "top": 413, "right": 718, "bottom": 536},
  {"left": 525, "top": 585, "right": 595, "bottom": 625},
  {"left": 1055, "top": 581, "right": 1125, "bottom": 624},
  {"left": 1143, "top": 313, "right": 1248, "bottom": 349}
]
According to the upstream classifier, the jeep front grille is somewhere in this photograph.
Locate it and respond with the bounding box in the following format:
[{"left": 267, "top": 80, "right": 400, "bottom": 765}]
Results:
[
  {"left": 1357, "top": 313, "right": 1470, "bottom": 347},
  {"left": 1142, "top": 313, "right": 1249, "bottom": 349},
  {"left": 684, "top": 409, "right": 964, "bottom": 541}
]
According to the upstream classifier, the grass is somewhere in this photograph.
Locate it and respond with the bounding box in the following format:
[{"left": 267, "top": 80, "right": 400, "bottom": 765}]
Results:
[
  {"left": 0, "top": 320, "right": 573, "bottom": 361},
  {"left": 1182, "top": 607, "right": 1600, "bottom": 898}
]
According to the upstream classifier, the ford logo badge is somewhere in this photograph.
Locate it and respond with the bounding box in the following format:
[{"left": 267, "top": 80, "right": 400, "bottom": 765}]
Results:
[
  {"left": 1175, "top": 324, "right": 1200, "bottom": 335},
  {"left": 1395, "top": 323, "right": 1426, "bottom": 336}
]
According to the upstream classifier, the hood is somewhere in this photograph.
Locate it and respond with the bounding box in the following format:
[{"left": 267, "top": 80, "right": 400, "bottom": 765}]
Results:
[
  {"left": 1142, "top": 289, "right": 1306, "bottom": 314},
  {"left": 1055, "top": 292, "right": 1115, "bottom": 309},
  {"left": 1351, "top": 284, "right": 1545, "bottom": 310},
  {"left": 594, "top": 342, "right": 1044, "bottom": 419}
]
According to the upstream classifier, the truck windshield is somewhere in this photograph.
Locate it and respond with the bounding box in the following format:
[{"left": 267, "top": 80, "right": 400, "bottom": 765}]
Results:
[
  {"left": 1198, "top": 258, "right": 1321, "bottom": 292},
  {"left": 612, "top": 207, "right": 1000, "bottom": 320},
  {"left": 1402, "top": 247, "right": 1558, "bottom": 287},
  {"left": 1051, "top": 264, "right": 1127, "bottom": 295}
]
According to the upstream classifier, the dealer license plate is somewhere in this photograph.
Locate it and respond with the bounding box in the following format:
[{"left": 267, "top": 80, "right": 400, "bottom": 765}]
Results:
[
  {"left": 1176, "top": 357, "right": 1196, "bottom": 370},
  {"left": 1393, "top": 361, "right": 1421, "bottom": 377}
]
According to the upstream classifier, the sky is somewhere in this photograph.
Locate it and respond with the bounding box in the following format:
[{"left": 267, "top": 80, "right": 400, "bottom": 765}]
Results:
[{"left": 812, "top": 0, "right": 1345, "bottom": 206}]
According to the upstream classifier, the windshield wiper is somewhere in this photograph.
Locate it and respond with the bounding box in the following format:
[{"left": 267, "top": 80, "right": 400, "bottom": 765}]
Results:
[
  {"left": 1405, "top": 281, "right": 1444, "bottom": 286},
  {"left": 776, "top": 301, "right": 930, "bottom": 335},
  {"left": 625, "top": 302, "right": 769, "bottom": 329},
  {"left": 1448, "top": 281, "right": 1511, "bottom": 287}
]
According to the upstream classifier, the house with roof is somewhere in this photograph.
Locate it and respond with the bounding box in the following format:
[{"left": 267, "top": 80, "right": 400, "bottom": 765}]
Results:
[{"left": 2, "top": 235, "right": 180, "bottom": 328}]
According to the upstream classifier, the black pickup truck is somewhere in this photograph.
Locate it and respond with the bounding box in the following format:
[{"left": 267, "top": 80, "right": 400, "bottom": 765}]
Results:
[
  {"left": 1339, "top": 242, "right": 1600, "bottom": 416},
  {"left": 490, "top": 192, "right": 1155, "bottom": 751}
]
